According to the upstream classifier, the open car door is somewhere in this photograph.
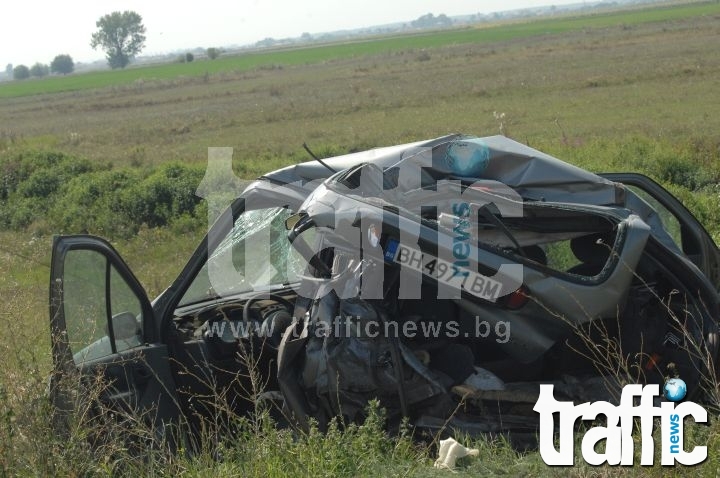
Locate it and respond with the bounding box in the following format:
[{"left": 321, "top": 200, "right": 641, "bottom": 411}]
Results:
[
  {"left": 603, "top": 172, "right": 720, "bottom": 289},
  {"left": 49, "top": 235, "right": 180, "bottom": 438}
]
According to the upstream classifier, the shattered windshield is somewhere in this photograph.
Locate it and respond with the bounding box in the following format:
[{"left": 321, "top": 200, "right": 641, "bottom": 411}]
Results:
[{"left": 178, "top": 207, "right": 311, "bottom": 306}]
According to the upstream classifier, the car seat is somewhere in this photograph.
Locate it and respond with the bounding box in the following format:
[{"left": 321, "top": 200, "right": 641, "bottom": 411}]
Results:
[{"left": 567, "top": 232, "right": 614, "bottom": 276}]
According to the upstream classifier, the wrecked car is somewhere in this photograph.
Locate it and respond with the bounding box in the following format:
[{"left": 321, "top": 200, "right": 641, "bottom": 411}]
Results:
[{"left": 49, "top": 134, "right": 720, "bottom": 443}]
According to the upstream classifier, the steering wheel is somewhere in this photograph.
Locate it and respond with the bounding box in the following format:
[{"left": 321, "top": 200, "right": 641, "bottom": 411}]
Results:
[
  {"left": 242, "top": 292, "right": 296, "bottom": 322},
  {"left": 241, "top": 292, "right": 296, "bottom": 349}
]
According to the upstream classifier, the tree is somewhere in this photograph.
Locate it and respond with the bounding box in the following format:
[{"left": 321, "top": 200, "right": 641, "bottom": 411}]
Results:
[
  {"left": 5, "top": 64, "right": 12, "bottom": 77},
  {"left": 206, "top": 47, "right": 220, "bottom": 60},
  {"left": 411, "top": 13, "right": 435, "bottom": 28},
  {"left": 411, "top": 13, "right": 452, "bottom": 29},
  {"left": 13, "top": 65, "right": 30, "bottom": 80},
  {"left": 256, "top": 37, "right": 277, "bottom": 48},
  {"left": 185, "top": 52, "right": 194, "bottom": 63},
  {"left": 90, "top": 11, "right": 146, "bottom": 69},
  {"left": 51, "top": 54, "right": 74, "bottom": 74},
  {"left": 30, "top": 63, "right": 49, "bottom": 77},
  {"left": 437, "top": 14, "right": 452, "bottom": 27}
]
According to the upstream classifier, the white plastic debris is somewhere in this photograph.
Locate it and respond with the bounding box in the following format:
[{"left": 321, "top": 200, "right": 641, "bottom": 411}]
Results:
[
  {"left": 434, "top": 437, "right": 480, "bottom": 470},
  {"left": 463, "top": 366, "right": 505, "bottom": 391}
]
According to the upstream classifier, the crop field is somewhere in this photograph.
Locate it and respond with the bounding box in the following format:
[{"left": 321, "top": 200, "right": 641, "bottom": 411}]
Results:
[
  {"left": 0, "top": 1, "right": 719, "bottom": 99},
  {"left": 2, "top": 1, "right": 720, "bottom": 475}
]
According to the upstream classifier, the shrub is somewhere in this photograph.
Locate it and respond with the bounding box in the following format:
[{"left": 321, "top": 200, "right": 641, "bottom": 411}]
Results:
[
  {"left": 18, "top": 169, "right": 61, "bottom": 198},
  {"left": 0, "top": 151, "right": 97, "bottom": 228},
  {"left": 0, "top": 150, "right": 206, "bottom": 238},
  {"left": 116, "top": 163, "right": 204, "bottom": 230},
  {"left": 50, "top": 169, "right": 139, "bottom": 235},
  {"left": 49, "top": 163, "right": 205, "bottom": 237}
]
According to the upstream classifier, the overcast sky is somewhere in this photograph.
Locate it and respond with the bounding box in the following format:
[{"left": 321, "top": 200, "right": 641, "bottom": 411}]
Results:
[{"left": 2, "top": 0, "right": 583, "bottom": 66}]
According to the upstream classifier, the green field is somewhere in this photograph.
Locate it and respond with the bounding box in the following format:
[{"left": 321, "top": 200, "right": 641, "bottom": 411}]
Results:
[
  {"left": 1, "top": 1, "right": 719, "bottom": 98},
  {"left": 2, "top": 1, "right": 720, "bottom": 476}
]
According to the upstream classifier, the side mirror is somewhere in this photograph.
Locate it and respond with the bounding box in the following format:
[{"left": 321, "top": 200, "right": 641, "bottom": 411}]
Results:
[
  {"left": 110, "top": 311, "right": 141, "bottom": 341},
  {"left": 285, "top": 213, "right": 303, "bottom": 231}
]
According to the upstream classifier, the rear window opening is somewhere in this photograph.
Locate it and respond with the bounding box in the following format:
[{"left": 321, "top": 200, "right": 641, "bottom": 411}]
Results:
[{"left": 433, "top": 203, "right": 619, "bottom": 278}]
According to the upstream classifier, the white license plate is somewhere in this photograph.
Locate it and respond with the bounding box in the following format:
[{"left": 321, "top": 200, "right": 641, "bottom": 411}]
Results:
[{"left": 388, "top": 243, "right": 502, "bottom": 302}]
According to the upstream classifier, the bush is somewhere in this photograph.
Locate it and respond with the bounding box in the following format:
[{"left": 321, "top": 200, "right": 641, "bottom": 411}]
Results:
[
  {"left": 116, "top": 163, "right": 204, "bottom": 230},
  {"left": 0, "top": 151, "right": 94, "bottom": 199},
  {"left": 47, "top": 163, "right": 205, "bottom": 237},
  {"left": 0, "top": 151, "right": 98, "bottom": 229},
  {"left": 18, "top": 169, "right": 61, "bottom": 198},
  {"left": 0, "top": 150, "right": 206, "bottom": 238},
  {"left": 50, "top": 169, "right": 138, "bottom": 235}
]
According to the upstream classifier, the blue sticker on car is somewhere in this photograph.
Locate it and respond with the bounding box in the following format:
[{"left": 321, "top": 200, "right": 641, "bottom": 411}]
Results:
[{"left": 384, "top": 238, "right": 399, "bottom": 262}]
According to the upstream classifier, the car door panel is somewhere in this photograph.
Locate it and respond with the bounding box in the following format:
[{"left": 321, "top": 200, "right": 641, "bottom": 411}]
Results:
[
  {"left": 602, "top": 172, "right": 720, "bottom": 288},
  {"left": 50, "top": 235, "right": 180, "bottom": 431}
]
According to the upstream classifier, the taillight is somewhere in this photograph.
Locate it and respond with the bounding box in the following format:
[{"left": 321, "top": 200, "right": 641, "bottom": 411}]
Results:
[
  {"left": 502, "top": 286, "right": 529, "bottom": 310},
  {"left": 644, "top": 352, "right": 662, "bottom": 372}
]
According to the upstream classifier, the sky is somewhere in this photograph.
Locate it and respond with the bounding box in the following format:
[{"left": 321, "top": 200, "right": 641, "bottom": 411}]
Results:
[{"left": 2, "top": 0, "right": 584, "bottom": 67}]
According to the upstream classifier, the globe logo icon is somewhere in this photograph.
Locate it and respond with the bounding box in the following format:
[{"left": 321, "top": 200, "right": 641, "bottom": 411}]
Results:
[
  {"left": 663, "top": 378, "right": 687, "bottom": 402},
  {"left": 445, "top": 138, "right": 491, "bottom": 177}
]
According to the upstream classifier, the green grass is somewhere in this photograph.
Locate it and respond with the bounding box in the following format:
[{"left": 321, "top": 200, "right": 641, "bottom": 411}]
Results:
[{"left": 1, "top": 1, "right": 719, "bottom": 98}]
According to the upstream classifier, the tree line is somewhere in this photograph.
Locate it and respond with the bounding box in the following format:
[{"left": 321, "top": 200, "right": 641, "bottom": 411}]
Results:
[
  {"left": 8, "top": 10, "right": 223, "bottom": 81},
  {"left": 7, "top": 55, "right": 74, "bottom": 80}
]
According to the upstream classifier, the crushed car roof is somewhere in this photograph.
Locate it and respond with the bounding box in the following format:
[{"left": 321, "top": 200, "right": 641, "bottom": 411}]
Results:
[{"left": 262, "top": 134, "right": 624, "bottom": 206}]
